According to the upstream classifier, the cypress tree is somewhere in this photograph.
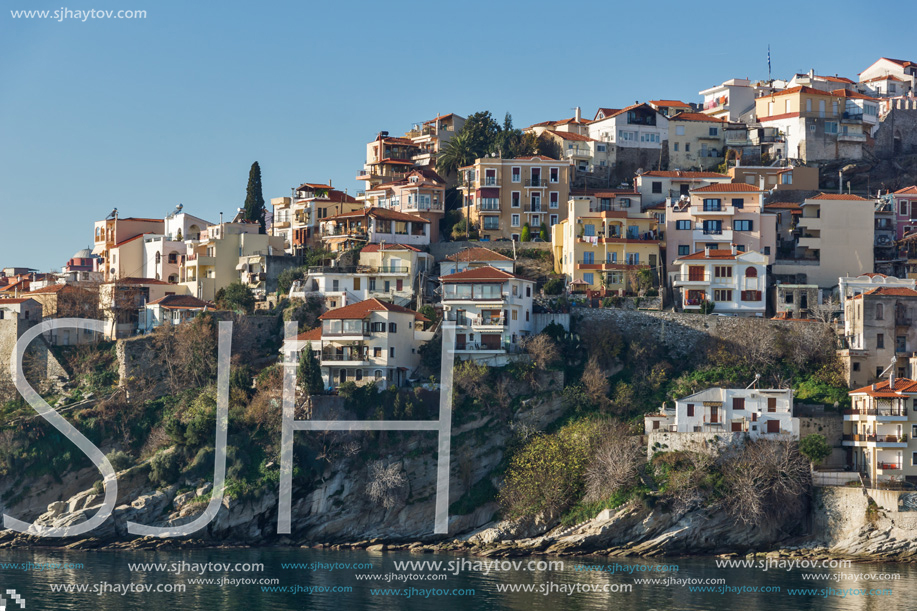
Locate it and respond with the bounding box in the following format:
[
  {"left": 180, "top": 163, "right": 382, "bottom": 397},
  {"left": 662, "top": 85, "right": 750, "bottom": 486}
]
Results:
[
  {"left": 298, "top": 342, "right": 324, "bottom": 395},
  {"left": 244, "top": 161, "right": 266, "bottom": 233}
]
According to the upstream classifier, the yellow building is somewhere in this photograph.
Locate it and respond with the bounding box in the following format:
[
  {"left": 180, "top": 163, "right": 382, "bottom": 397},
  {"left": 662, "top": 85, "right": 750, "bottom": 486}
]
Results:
[
  {"left": 552, "top": 191, "right": 662, "bottom": 293},
  {"left": 459, "top": 156, "right": 571, "bottom": 241},
  {"left": 667, "top": 112, "right": 727, "bottom": 170}
]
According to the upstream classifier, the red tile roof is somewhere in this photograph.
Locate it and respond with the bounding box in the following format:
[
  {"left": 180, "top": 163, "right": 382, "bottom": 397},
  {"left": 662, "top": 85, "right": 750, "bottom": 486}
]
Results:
[
  {"left": 881, "top": 58, "right": 917, "bottom": 69},
  {"left": 571, "top": 189, "right": 639, "bottom": 197},
  {"left": 297, "top": 183, "right": 334, "bottom": 191},
  {"left": 894, "top": 186, "right": 917, "bottom": 195},
  {"left": 546, "top": 130, "right": 596, "bottom": 142},
  {"left": 765, "top": 202, "right": 802, "bottom": 210},
  {"left": 114, "top": 233, "right": 152, "bottom": 248},
  {"left": 641, "top": 170, "right": 729, "bottom": 179},
  {"left": 593, "top": 108, "right": 621, "bottom": 120},
  {"left": 318, "top": 298, "right": 428, "bottom": 322},
  {"left": 860, "top": 75, "right": 907, "bottom": 84},
  {"left": 444, "top": 247, "right": 512, "bottom": 262},
  {"left": 513, "top": 155, "right": 560, "bottom": 161},
  {"left": 675, "top": 249, "right": 740, "bottom": 260},
  {"left": 361, "top": 243, "right": 422, "bottom": 253},
  {"left": 324, "top": 207, "right": 430, "bottom": 224},
  {"left": 649, "top": 99, "right": 691, "bottom": 108},
  {"left": 670, "top": 112, "right": 726, "bottom": 123},
  {"left": 294, "top": 327, "right": 322, "bottom": 342},
  {"left": 147, "top": 294, "right": 214, "bottom": 309},
  {"left": 0, "top": 298, "right": 37, "bottom": 305},
  {"left": 761, "top": 85, "right": 830, "bottom": 98},
  {"left": 816, "top": 75, "right": 855, "bottom": 84},
  {"left": 851, "top": 287, "right": 917, "bottom": 299},
  {"left": 592, "top": 103, "right": 661, "bottom": 121},
  {"left": 850, "top": 378, "right": 917, "bottom": 396},
  {"left": 24, "top": 284, "right": 69, "bottom": 294},
  {"left": 691, "top": 183, "right": 763, "bottom": 193},
  {"left": 440, "top": 266, "right": 530, "bottom": 283},
  {"left": 829, "top": 89, "right": 876, "bottom": 100},
  {"left": 808, "top": 193, "right": 868, "bottom": 201}
]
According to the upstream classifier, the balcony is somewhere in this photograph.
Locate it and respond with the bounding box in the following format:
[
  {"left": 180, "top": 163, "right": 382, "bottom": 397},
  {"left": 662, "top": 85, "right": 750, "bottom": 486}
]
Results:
[
  {"left": 673, "top": 272, "right": 712, "bottom": 286},
  {"left": 525, "top": 178, "right": 549, "bottom": 187},
  {"left": 877, "top": 462, "right": 902, "bottom": 472},
  {"left": 321, "top": 349, "right": 369, "bottom": 364},
  {"left": 477, "top": 203, "right": 501, "bottom": 213},
  {"left": 838, "top": 133, "right": 867, "bottom": 142},
  {"left": 842, "top": 434, "right": 908, "bottom": 446},
  {"left": 694, "top": 205, "right": 735, "bottom": 216},
  {"left": 842, "top": 112, "right": 864, "bottom": 123},
  {"left": 470, "top": 315, "right": 506, "bottom": 329},
  {"left": 692, "top": 228, "right": 733, "bottom": 243},
  {"left": 527, "top": 204, "right": 544, "bottom": 213},
  {"left": 403, "top": 201, "right": 444, "bottom": 213},
  {"left": 564, "top": 147, "right": 591, "bottom": 159}
]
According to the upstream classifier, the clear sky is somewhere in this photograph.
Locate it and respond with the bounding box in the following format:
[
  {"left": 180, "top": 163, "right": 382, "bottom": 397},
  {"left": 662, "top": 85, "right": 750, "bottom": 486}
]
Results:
[{"left": 2, "top": 0, "right": 914, "bottom": 271}]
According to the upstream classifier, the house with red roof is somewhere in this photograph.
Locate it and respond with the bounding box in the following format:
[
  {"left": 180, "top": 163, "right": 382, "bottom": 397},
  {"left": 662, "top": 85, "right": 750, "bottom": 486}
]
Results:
[
  {"left": 890, "top": 186, "right": 917, "bottom": 241},
  {"left": 665, "top": 182, "right": 777, "bottom": 270},
  {"left": 319, "top": 207, "right": 431, "bottom": 252},
  {"left": 844, "top": 375, "right": 917, "bottom": 483},
  {"left": 363, "top": 169, "right": 447, "bottom": 241},
  {"left": 140, "top": 294, "right": 216, "bottom": 334},
  {"left": 858, "top": 58, "right": 917, "bottom": 97},
  {"left": 283, "top": 298, "right": 435, "bottom": 390},
  {"left": 839, "top": 286, "right": 917, "bottom": 389},
  {"left": 672, "top": 246, "right": 767, "bottom": 316},
  {"left": 270, "top": 182, "right": 362, "bottom": 253},
  {"left": 439, "top": 266, "right": 535, "bottom": 361},
  {"left": 440, "top": 246, "right": 515, "bottom": 276}
]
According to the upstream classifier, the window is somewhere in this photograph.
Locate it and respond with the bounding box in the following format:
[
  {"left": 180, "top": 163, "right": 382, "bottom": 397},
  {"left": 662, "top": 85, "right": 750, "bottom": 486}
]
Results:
[
  {"left": 702, "top": 220, "right": 722, "bottom": 234},
  {"left": 550, "top": 192, "right": 559, "bottom": 208},
  {"left": 763, "top": 246, "right": 771, "bottom": 255},
  {"left": 767, "top": 397, "right": 776, "bottom": 413},
  {"left": 390, "top": 347, "right": 395, "bottom": 358},
  {"left": 583, "top": 251, "right": 594, "bottom": 264},
  {"left": 736, "top": 244, "right": 745, "bottom": 252},
  {"left": 526, "top": 286, "right": 531, "bottom": 297},
  {"left": 709, "top": 127, "right": 719, "bottom": 136},
  {"left": 745, "top": 267, "right": 758, "bottom": 278},
  {"left": 703, "top": 198, "right": 721, "bottom": 211},
  {"left": 511, "top": 191, "right": 520, "bottom": 208},
  {"left": 370, "top": 322, "right": 385, "bottom": 333},
  {"left": 687, "top": 403, "right": 694, "bottom": 417},
  {"left": 511, "top": 167, "right": 521, "bottom": 183},
  {"left": 732, "top": 198, "right": 744, "bottom": 209},
  {"left": 714, "top": 266, "right": 732, "bottom": 278},
  {"left": 550, "top": 214, "right": 558, "bottom": 225},
  {"left": 714, "top": 289, "right": 733, "bottom": 302},
  {"left": 651, "top": 181, "right": 662, "bottom": 194},
  {"left": 596, "top": 144, "right": 606, "bottom": 152},
  {"left": 511, "top": 234, "right": 519, "bottom": 241},
  {"left": 550, "top": 168, "right": 559, "bottom": 183},
  {"left": 876, "top": 303, "right": 884, "bottom": 320},
  {"left": 877, "top": 334, "right": 885, "bottom": 349},
  {"left": 676, "top": 125, "right": 685, "bottom": 136},
  {"left": 369, "top": 278, "right": 376, "bottom": 291},
  {"left": 676, "top": 220, "right": 691, "bottom": 230},
  {"left": 685, "top": 143, "right": 690, "bottom": 152},
  {"left": 511, "top": 214, "right": 520, "bottom": 227},
  {"left": 512, "top": 310, "right": 517, "bottom": 321},
  {"left": 583, "top": 273, "right": 594, "bottom": 285},
  {"left": 388, "top": 322, "right": 397, "bottom": 333},
  {"left": 733, "top": 397, "right": 745, "bottom": 410},
  {"left": 734, "top": 220, "right": 752, "bottom": 231},
  {"left": 374, "top": 347, "right": 382, "bottom": 357},
  {"left": 853, "top": 362, "right": 860, "bottom": 372},
  {"left": 741, "top": 290, "right": 762, "bottom": 301},
  {"left": 825, "top": 121, "right": 838, "bottom": 134},
  {"left": 620, "top": 198, "right": 631, "bottom": 208},
  {"left": 673, "top": 143, "right": 679, "bottom": 151},
  {"left": 819, "top": 100, "right": 825, "bottom": 117},
  {"left": 677, "top": 245, "right": 690, "bottom": 256},
  {"left": 482, "top": 217, "right": 499, "bottom": 230}
]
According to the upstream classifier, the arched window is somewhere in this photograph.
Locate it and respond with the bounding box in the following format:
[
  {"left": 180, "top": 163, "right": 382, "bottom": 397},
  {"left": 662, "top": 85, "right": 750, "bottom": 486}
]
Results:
[
  {"left": 355, "top": 370, "right": 363, "bottom": 381},
  {"left": 374, "top": 370, "right": 383, "bottom": 380},
  {"left": 168, "top": 274, "right": 178, "bottom": 283},
  {"left": 745, "top": 267, "right": 758, "bottom": 278}
]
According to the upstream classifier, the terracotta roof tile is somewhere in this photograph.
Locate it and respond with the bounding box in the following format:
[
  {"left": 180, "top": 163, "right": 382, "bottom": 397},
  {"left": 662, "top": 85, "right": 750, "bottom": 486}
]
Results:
[
  {"left": 649, "top": 99, "right": 691, "bottom": 108},
  {"left": 641, "top": 170, "right": 729, "bottom": 179},
  {"left": 146, "top": 294, "right": 214, "bottom": 309},
  {"left": 675, "top": 249, "right": 740, "bottom": 260},
  {"left": 440, "top": 266, "right": 530, "bottom": 283},
  {"left": 670, "top": 112, "right": 726, "bottom": 123},
  {"left": 894, "top": 186, "right": 917, "bottom": 195},
  {"left": 0, "top": 298, "right": 37, "bottom": 305},
  {"left": 808, "top": 193, "right": 868, "bottom": 201},
  {"left": 851, "top": 287, "right": 917, "bottom": 299},
  {"left": 850, "top": 378, "right": 917, "bottom": 396},
  {"left": 546, "top": 130, "right": 596, "bottom": 142},
  {"left": 691, "top": 183, "right": 763, "bottom": 193},
  {"left": 361, "top": 243, "right": 422, "bottom": 253},
  {"left": 318, "top": 298, "right": 428, "bottom": 322},
  {"left": 294, "top": 327, "right": 322, "bottom": 342}
]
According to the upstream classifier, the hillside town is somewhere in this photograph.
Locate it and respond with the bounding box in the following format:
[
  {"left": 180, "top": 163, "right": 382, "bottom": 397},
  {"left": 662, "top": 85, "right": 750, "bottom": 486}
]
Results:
[{"left": 6, "top": 54, "right": 917, "bottom": 523}]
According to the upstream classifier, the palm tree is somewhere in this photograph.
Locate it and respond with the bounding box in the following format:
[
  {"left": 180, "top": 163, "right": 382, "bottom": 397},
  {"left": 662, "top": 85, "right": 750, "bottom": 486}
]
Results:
[{"left": 436, "top": 131, "right": 477, "bottom": 179}]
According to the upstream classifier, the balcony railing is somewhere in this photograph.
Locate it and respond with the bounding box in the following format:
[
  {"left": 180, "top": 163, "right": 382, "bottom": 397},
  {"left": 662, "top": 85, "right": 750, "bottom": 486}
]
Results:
[
  {"left": 525, "top": 178, "right": 549, "bottom": 187},
  {"left": 878, "top": 462, "right": 902, "bottom": 470},
  {"left": 321, "top": 351, "right": 368, "bottom": 362},
  {"left": 307, "top": 265, "right": 410, "bottom": 274},
  {"left": 843, "top": 434, "right": 907, "bottom": 443},
  {"left": 844, "top": 408, "right": 908, "bottom": 417},
  {"left": 477, "top": 202, "right": 500, "bottom": 212}
]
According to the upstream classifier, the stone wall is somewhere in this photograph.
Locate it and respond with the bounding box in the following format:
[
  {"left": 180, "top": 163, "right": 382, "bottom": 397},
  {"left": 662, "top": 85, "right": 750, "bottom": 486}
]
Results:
[
  {"left": 0, "top": 319, "right": 68, "bottom": 384},
  {"left": 613, "top": 144, "right": 669, "bottom": 183},
  {"left": 874, "top": 103, "right": 917, "bottom": 159},
  {"left": 647, "top": 431, "right": 746, "bottom": 459},
  {"left": 799, "top": 412, "right": 846, "bottom": 469}
]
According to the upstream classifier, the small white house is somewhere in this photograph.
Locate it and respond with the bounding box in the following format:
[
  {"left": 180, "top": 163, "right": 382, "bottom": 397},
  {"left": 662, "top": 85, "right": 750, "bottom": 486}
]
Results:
[
  {"left": 672, "top": 246, "right": 767, "bottom": 316},
  {"left": 672, "top": 387, "right": 799, "bottom": 439}
]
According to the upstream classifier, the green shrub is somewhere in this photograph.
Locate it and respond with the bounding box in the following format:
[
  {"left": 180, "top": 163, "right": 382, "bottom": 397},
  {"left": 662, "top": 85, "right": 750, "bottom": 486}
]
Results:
[
  {"left": 150, "top": 450, "right": 182, "bottom": 487},
  {"left": 543, "top": 277, "right": 564, "bottom": 295},
  {"left": 105, "top": 450, "right": 133, "bottom": 472}
]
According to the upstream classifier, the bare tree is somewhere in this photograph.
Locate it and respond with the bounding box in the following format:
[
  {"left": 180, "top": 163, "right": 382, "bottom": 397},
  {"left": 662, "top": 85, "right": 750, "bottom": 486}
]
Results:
[
  {"left": 523, "top": 334, "right": 559, "bottom": 370},
  {"left": 585, "top": 423, "right": 644, "bottom": 502},
  {"left": 809, "top": 296, "right": 840, "bottom": 325},
  {"left": 582, "top": 356, "right": 610, "bottom": 410},
  {"left": 366, "top": 461, "right": 408, "bottom": 510},
  {"left": 723, "top": 440, "right": 811, "bottom": 526}
]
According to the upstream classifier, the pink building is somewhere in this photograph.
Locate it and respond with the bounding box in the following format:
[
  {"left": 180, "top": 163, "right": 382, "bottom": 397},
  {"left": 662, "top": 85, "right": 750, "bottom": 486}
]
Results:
[{"left": 893, "top": 186, "right": 917, "bottom": 240}]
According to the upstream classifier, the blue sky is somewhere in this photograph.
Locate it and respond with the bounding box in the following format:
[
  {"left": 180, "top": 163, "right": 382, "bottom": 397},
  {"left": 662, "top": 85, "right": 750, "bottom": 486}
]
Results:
[{"left": 2, "top": 0, "right": 913, "bottom": 271}]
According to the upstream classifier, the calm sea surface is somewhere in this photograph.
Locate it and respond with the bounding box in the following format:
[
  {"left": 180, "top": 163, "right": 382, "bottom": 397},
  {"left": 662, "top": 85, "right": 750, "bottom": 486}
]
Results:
[{"left": 1, "top": 547, "right": 915, "bottom": 610}]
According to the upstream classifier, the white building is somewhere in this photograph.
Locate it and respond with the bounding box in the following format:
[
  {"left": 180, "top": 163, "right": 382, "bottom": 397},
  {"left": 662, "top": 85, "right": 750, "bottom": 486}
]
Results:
[
  {"left": 439, "top": 266, "right": 534, "bottom": 362},
  {"left": 587, "top": 103, "right": 668, "bottom": 152},
  {"left": 320, "top": 208, "right": 431, "bottom": 252},
  {"left": 669, "top": 387, "right": 799, "bottom": 438},
  {"left": 283, "top": 298, "right": 435, "bottom": 391},
  {"left": 839, "top": 273, "right": 917, "bottom": 311},
  {"left": 440, "top": 247, "right": 515, "bottom": 275},
  {"left": 291, "top": 243, "right": 433, "bottom": 309},
  {"left": 140, "top": 294, "right": 214, "bottom": 333},
  {"left": 635, "top": 170, "right": 731, "bottom": 207},
  {"left": 672, "top": 247, "right": 767, "bottom": 316}
]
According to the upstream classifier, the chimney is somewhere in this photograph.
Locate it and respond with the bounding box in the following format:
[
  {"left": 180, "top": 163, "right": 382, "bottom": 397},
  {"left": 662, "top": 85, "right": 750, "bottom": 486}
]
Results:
[
  {"left": 731, "top": 243, "right": 738, "bottom": 255},
  {"left": 575, "top": 106, "right": 582, "bottom": 122},
  {"left": 809, "top": 68, "right": 815, "bottom": 79},
  {"left": 705, "top": 245, "right": 711, "bottom": 257},
  {"left": 890, "top": 368, "right": 896, "bottom": 390}
]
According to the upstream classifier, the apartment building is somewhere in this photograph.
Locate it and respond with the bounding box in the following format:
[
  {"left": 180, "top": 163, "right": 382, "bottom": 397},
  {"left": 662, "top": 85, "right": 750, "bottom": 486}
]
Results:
[
  {"left": 586, "top": 104, "right": 668, "bottom": 178},
  {"left": 285, "top": 299, "right": 434, "bottom": 391},
  {"left": 699, "top": 78, "right": 781, "bottom": 122},
  {"left": 553, "top": 192, "right": 662, "bottom": 293},
  {"left": 844, "top": 376, "right": 917, "bottom": 484},
  {"left": 787, "top": 71, "right": 857, "bottom": 94},
  {"left": 440, "top": 247, "right": 514, "bottom": 275},
  {"left": 892, "top": 186, "right": 917, "bottom": 240},
  {"left": 840, "top": 273, "right": 917, "bottom": 311},
  {"left": 539, "top": 130, "right": 612, "bottom": 175},
  {"left": 772, "top": 194, "right": 874, "bottom": 290},
  {"left": 319, "top": 208, "right": 430, "bottom": 252},
  {"left": 667, "top": 113, "right": 726, "bottom": 171},
  {"left": 404, "top": 113, "right": 466, "bottom": 177},
  {"left": 655, "top": 387, "right": 798, "bottom": 438},
  {"left": 458, "top": 156, "right": 571, "bottom": 242},
  {"left": 363, "top": 169, "right": 446, "bottom": 240},
  {"left": 439, "top": 267, "right": 534, "bottom": 362},
  {"left": 92, "top": 214, "right": 164, "bottom": 282},
  {"left": 664, "top": 183, "right": 777, "bottom": 270},
  {"left": 181, "top": 221, "right": 285, "bottom": 301},
  {"left": 838, "top": 287, "right": 917, "bottom": 388},
  {"left": 99, "top": 277, "right": 183, "bottom": 339},
  {"left": 291, "top": 243, "right": 433, "bottom": 310},
  {"left": 357, "top": 133, "right": 421, "bottom": 190},
  {"left": 754, "top": 86, "right": 878, "bottom": 161},
  {"left": 271, "top": 183, "right": 361, "bottom": 253},
  {"left": 671, "top": 246, "right": 767, "bottom": 316},
  {"left": 635, "top": 170, "right": 731, "bottom": 207}
]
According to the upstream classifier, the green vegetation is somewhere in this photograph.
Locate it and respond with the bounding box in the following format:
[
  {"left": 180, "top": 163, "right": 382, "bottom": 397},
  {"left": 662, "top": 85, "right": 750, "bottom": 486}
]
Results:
[
  {"left": 215, "top": 282, "right": 255, "bottom": 313},
  {"left": 543, "top": 277, "right": 564, "bottom": 295},
  {"left": 520, "top": 223, "right": 531, "bottom": 242},
  {"left": 297, "top": 342, "right": 324, "bottom": 395},
  {"left": 243, "top": 161, "right": 266, "bottom": 233},
  {"left": 799, "top": 434, "right": 832, "bottom": 465}
]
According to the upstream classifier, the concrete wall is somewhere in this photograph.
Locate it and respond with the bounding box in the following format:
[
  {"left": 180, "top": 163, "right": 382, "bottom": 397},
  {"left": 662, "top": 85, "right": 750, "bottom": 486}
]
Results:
[
  {"left": 532, "top": 313, "right": 570, "bottom": 334},
  {"left": 647, "top": 430, "right": 746, "bottom": 458}
]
